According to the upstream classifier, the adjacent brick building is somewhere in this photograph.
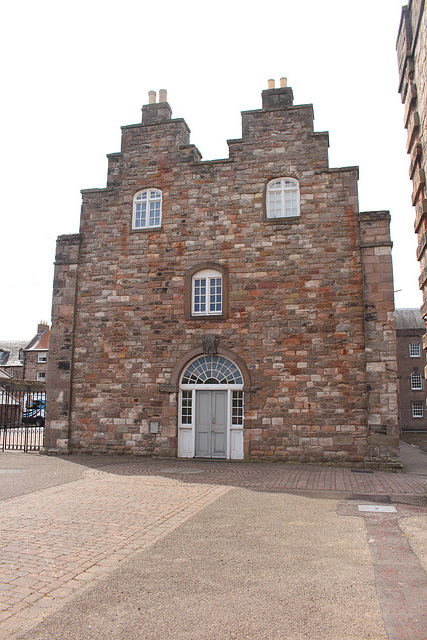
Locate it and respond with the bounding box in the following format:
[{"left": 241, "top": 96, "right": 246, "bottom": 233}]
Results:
[
  {"left": 0, "top": 323, "right": 49, "bottom": 381},
  {"left": 395, "top": 308, "right": 427, "bottom": 431},
  {"left": 45, "top": 81, "right": 400, "bottom": 467},
  {"left": 23, "top": 323, "right": 50, "bottom": 382},
  {"left": 397, "top": 1, "right": 427, "bottom": 348}
]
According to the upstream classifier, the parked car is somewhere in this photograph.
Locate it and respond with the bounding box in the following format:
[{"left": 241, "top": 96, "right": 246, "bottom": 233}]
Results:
[{"left": 22, "top": 396, "right": 46, "bottom": 427}]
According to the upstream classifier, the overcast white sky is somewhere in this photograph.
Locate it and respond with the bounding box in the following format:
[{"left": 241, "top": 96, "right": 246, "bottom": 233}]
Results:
[{"left": 0, "top": 0, "right": 420, "bottom": 340}]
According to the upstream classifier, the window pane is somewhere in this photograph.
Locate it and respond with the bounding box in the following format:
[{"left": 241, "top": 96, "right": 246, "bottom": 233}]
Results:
[
  {"left": 232, "top": 391, "right": 244, "bottom": 425},
  {"left": 269, "top": 191, "right": 282, "bottom": 217},
  {"left": 135, "top": 202, "right": 147, "bottom": 227},
  {"left": 412, "top": 402, "right": 423, "bottom": 417},
  {"left": 209, "top": 278, "right": 222, "bottom": 312},
  {"left": 410, "top": 343, "right": 421, "bottom": 357},
  {"left": 181, "top": 390, "right": 192, "bottom": 424},
  {"left": 411, "top": 372, "right": 423, "bottom": 390},
  {"left": 149, "top": 200, "right": 161, "bottom": 226},
  {"left": 267, "top": 178, "right": 299, "bottom": 219},
  {"left": 194, "top": 278, "right": 207, "bottom": 313}
]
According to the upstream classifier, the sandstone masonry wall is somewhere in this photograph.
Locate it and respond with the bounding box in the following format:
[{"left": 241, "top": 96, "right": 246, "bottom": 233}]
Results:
[
  {"left": 45, "top": 234, "right": 81, "bottom": 450},
  {"left": 45, "top": 86, "right": 399, "bottom": 466}
]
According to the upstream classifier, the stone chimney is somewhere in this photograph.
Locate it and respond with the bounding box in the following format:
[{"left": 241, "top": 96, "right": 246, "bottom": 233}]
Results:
[
  {"left": 262, "top": 77, "right": 294, "bottom": 110},
  {"left": 141, "top": 89, "right": 172, "bottom": 125}
]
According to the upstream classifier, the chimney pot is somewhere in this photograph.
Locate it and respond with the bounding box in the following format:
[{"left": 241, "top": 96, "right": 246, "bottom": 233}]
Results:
[
  {"left": 159, "top": 89, "right": 167, "bottom": 103},
  {"left": 280, "top": 77, "right": 287, "bottom": 88},
  {"left": 267, "top": 79, "right": 275, "bottom": 90},
  {"left": 148, "top": 90, "right": 157, "bottom": 104}
]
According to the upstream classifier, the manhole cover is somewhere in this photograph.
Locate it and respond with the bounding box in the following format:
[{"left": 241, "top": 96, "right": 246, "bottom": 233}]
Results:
[
  {"left": 358, "top": 505, "right": 396, "bottom": 513},
  {"left": 161, "top": 468, "right": 205, "bottom": 475}
]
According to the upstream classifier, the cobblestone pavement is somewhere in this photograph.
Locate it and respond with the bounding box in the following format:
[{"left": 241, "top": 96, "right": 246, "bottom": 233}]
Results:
[{"left": 0, "top": 454, "right": 426, "bottom": 639}]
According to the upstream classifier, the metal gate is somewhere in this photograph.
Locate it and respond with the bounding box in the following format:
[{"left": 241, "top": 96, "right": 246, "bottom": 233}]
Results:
[{"left": 0, "top": 382, "right": 46, "bottom": 452}]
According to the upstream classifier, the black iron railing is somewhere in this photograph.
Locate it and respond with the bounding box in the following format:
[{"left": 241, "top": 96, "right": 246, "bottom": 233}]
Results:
[{"left": 0, "top": 382, "right": 46, "bottom": 452}]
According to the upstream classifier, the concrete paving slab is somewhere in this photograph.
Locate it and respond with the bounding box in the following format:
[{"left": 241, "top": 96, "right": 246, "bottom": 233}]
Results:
[
  {"left": 399, "top": 441, "right": 427, "bottom": 476},
  {"left": 0, "top": 452, "right": 86, "bottom": 500}
]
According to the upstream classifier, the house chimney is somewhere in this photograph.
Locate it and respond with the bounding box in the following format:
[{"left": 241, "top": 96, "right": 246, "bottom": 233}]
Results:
[
  {"left": 142, "top": 89, "right": 172, "bottom": 124},
  {"left": 37, "top": 322, "right": 49, "bottom": 334},
  {"left": 262, "top": 77, "right": 294, "bottom": 110}
]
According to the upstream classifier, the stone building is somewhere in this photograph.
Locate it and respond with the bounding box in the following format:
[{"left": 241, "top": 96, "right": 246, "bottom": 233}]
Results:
[
  {"left": 397, "top": 1, "right": 427, "bottom": 346},
  {"left": 45, "top": 81, "right": 399, "bottom": 467},
  {"left": 395, "top": 308, "right": 427, "bottom": 431}
]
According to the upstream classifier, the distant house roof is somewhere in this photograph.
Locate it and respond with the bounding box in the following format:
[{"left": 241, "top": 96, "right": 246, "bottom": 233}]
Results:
[
  {"left": 0, "top": 341, "right": 26, "bottom": 368},
  {"left": 394, "top": 308, "right": 425, "bottom": 331},
  {"left": 25, "top": 325, "right": 50, "bottom": 351}
]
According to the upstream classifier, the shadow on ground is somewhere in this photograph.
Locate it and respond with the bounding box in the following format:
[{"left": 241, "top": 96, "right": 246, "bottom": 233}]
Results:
[{"left": 401, "top": 431, "right": 427, "bottom": 453}]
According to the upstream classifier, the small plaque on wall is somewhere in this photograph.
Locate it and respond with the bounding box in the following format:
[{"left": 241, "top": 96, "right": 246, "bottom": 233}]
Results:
[{"left": 150, "top": 421, "right": 159, "bottom": 434}]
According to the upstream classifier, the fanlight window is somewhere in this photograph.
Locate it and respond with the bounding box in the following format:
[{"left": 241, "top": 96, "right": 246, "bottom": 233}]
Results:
[
  {"left": 182, "top": 355, "right": 243, "bottom": 385},
  {"left": 266, "top": 178, "right": 300, "bottom": 218}
]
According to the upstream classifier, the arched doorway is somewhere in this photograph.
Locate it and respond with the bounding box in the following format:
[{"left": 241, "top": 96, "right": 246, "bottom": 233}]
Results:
[{"left": 178, "top": 355, "right": 244, "bottom": 459}]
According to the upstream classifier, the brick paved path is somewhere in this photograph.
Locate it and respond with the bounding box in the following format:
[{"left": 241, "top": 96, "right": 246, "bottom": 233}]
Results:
[
  {"left": 76, "top": 457, "right": 426, "bottom": 498},
  {"left": 0, "top": 457, "right": 426, "bottom": 639},
  {"left": 0, "top": 468, "right": 229, "bottom": 639}
]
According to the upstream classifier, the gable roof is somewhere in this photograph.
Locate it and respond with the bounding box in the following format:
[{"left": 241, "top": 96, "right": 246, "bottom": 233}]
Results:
[
  {"left": 25, "top": 327, "right": 50, "bottom": 351},
  {"left": 394, "top": 308, "right": 425, "bottom": 331}
]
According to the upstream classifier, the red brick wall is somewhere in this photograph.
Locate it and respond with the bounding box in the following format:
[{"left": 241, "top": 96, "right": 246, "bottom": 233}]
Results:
[{"left": 397, "top": 328, "right": 427, "bottom": 430}]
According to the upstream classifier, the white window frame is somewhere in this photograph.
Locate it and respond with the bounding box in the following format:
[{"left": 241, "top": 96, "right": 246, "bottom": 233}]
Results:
[
  {"left": 192, "top": 269, "right": 222, "bottom": 316},
  {"left": 38, "top": 352, "right": 47, "bottom": 363},
  {"left": 266, "top": 178, "right": 300, "bottom": 219},
  {"left": 412, "top": 402, "right": 423, "bottom": 418},
  {"left": 132, "top": 189, "right": 162, "bottom": 229},
  {"left": 409, "top": 343, "right": 421, "bottom": 357},
  {"left": 37, "top": 371, "right": 46, "bottom": 382},
  {"left": 411, "top": 371, "right": 423, "bottom": 390}
]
